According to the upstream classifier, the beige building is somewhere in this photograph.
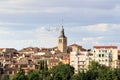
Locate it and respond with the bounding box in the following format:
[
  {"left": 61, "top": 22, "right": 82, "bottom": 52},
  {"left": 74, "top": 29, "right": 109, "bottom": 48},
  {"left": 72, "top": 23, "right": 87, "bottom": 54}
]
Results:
[
  {"left": 58, "top": 26, "right": 67, "bottom": 53},
  {"left": 68, "top": 44, "right": 86, "bottom": 53},
  {"left": 0, "top": 48, "right": 17, "bottom": 53},
  {"left": 111, "top": 50, "right": 120, "bottom": 68},
  {"left": 18, "top": 47, "right": 40, "bottom": 54},
  {"left": 47, "top": 58, "right": 59, "bottom": 69},
  {"left": 70, "top": 51, "right": 93, "bottom": 73},
  {"left": 93, "top": 46, "right": 118, "bottom": 67},
  {"left": 112, "top": 60, "right": 120, "bottom": 68}
]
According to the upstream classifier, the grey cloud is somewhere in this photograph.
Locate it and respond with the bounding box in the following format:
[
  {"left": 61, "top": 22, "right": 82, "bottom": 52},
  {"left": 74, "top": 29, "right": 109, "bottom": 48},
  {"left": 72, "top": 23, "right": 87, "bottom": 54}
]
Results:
[{"left": 0, "top": 0, "right": 120, "bottom": 49}]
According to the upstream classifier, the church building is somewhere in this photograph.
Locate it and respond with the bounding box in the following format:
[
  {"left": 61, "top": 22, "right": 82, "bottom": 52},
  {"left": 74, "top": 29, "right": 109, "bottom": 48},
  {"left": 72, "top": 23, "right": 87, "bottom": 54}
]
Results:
[{"left": 57, "top": 26, "right": 86, "bottom": 53}]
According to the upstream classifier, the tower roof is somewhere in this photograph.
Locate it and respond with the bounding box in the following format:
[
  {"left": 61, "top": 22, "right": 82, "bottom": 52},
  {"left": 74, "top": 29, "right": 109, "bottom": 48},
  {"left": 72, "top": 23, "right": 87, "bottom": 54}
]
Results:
[{"left": 59, "top": 26, "right": 67, "bottom": 38}]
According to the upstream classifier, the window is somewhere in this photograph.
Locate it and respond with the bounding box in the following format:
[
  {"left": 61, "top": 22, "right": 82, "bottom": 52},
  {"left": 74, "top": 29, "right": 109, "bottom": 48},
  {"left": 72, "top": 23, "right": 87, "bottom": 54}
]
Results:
[
  {"left": 102, "top": 54, "right": 104, "bottom": 57},
  {"left": 106, "top": 59, "right": 107, "bottom": 62},
  {"left": 59, "top": 39, "right": 62, "bottom": 43},
  {"left": 110, "top": 50, "right": 112, "bottom": 52},
  {"left": 105, "top": 50, "right": 107, "bottom": 53},
  {"left": 102, "top": 50, "right": 104, "bottom": 52},
  {"left": 30, "top": 65, "right": 33, "bottom": 67},
  {"left": 99, "top": 54, "right": 101, "bottom": 57},
  {"left": 99, "top": 50, "right": 101, "bottom": 52},
  {"left": 117, "top": 62, "right": 119, "bottom": 65},
  {"left": 102, "top": 60, "right": 104, "bottom": 62},
  {"left": 109, "top": 59, "right": 112, "bottom": 62},
  {"left": 109, "top": 53, "right": 112, "bottom": 58},
  {"left": 63, "top": 39, "right": 66, "bottom": 43},
  {"left": 21, "top": 65, "right": 27, "bottom": 67}
]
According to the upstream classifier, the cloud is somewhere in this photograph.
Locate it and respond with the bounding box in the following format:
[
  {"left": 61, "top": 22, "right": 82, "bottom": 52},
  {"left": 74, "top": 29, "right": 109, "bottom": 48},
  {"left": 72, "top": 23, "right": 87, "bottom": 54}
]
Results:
[
  {"left": 0, "top": 0, "right": 119, "bottom": 28},
  {"left": 0, "top": 22, "right": 25, "bottom": 26},
  {"left": 109, "top": 24, "right": 120, "bottom": 30},
  {"left": 66, "top": 23, "right": 108, "bottom": 33},
  {"left": 85, "top": 24, "right": 108, "bottom": 32},
  {"left": 0, "top": 0, "right": 119, "bottom": 15},
  {"left": 0, "top": 30, "right": 10, "bottom": 35},
  {"left": 0, "top": 7, "right": 69, "bottom": 14},
  {"left": 65, "top": 24, "right": 120, "bottom": 43},
  {"left": 80, "top": 36, "right": 120, "bottom": 49},
  {"left": 82, "top": 36, "right": 104, "bottom": 42},
  {"left": 0, "top": 0, "right": 70, "bottom": 14},
  {"left": 0, "top": 23, "right": 119, "bottom": 49},
  {"left": 0, "top": 25, "right": 59, "bottom": 49},
  {"left": 0, "top": 0, "right": 119, "bottom": 49},
  {"left": 65, "top": 23, "right": 120, "bottom": 49}
]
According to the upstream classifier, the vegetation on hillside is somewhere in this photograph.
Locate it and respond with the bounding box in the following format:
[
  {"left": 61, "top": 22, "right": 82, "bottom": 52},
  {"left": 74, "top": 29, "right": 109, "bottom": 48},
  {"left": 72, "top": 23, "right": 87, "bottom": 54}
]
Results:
[{"left": 5, "top": 61, "right": 120, "bottom": 80}]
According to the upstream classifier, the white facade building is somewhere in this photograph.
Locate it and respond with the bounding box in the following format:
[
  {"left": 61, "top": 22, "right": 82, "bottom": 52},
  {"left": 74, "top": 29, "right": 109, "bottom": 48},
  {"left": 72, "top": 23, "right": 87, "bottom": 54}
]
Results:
[
  {"left": 70, "top": 46, "right": 119, "bottom": 73},
  {"left": 70, "top": 51, "right": 93, "bottom": 73},
  {"left": 93, "top": 46, "right": 118, "bottom": 67}
]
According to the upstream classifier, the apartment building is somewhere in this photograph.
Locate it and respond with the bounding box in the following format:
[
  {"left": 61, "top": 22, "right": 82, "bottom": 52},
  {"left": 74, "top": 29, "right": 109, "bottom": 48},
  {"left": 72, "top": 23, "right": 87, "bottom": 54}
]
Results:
[
  {"left": 70, "top": 51, "right": 93, "bottom": 73},
  {"left": 112, "top": 50, "right": 120, "bottom": 68},
  {"left": 93, "top": 46, "right": 118, "bottom": 67}
]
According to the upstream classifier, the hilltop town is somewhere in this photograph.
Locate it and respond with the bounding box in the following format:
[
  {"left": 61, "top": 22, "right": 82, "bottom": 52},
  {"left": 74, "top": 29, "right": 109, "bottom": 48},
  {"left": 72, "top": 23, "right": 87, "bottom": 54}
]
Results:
[{"left": 0, "top": 26, "right": 120, "bottom": 78}]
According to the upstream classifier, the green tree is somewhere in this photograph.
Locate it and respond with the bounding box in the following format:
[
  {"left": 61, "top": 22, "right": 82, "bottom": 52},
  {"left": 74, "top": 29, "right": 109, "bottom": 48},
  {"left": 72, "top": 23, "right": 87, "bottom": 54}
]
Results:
[
  {"left": 71, "top": 71, "right": 87, "bottom": 80},
  {"left": 12, "top": 60, "right": 49, "bottom": 80},
  {"left": 27, "top": 70, "right": 40, "bottom": 80},
  {"left": 97, "top": 65, "right": 112, "bottom": 80},
  {"left": 112, "top": 68, "right": 120, "bottom": 80},
  {"left": 87, "top": 61, "right": 101, "bottom": 80},
  {"left": 71, "top": 74, "right": 80, "bottom": 80},
  {"left": 87, "top": 61, "right": 115, "bottom": 80},
  {"left": 12, "top": 69, "right": 28, "bottom": 80},
  {"left": 2, "top": 74, "right": 10, "bottom": 80},
  {"left": 50, "top": 63, "right": 74, "bottom": 80},
  {"left": 39, "top": 60, "right": 49, "bottom": 80}
]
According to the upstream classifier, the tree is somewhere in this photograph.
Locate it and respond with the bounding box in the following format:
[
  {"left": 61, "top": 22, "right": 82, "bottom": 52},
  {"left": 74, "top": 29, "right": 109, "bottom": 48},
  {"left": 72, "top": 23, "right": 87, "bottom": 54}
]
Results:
[
  {"left": 87, "top": 61, "right": 101, "bottom": 80},
  {"left": 2, "top": 74, "right": 10, "bottom": 80},
  {"left": 27, "top": 70, "right": 40, "bottom": 80},
  {"left": 88, "top": 61, "right": 114, "bottom": 80},
  {"left": 112, "top": 68, "right": 120, "bottom": 80},
  {"left": 39, "top": 60, "right": 49, "bottom": 80},
  {"left": 71, "top": 71, "right": 87, "bottom": 80},
  {"left": 71, "top": 74, "right": 80, "bottom": 80},
  {"left": 12, "top": 69, "right": 28, "bottom": 80},
  {"left": 50, "top": 63, "right": 74, "bottom": 80}
]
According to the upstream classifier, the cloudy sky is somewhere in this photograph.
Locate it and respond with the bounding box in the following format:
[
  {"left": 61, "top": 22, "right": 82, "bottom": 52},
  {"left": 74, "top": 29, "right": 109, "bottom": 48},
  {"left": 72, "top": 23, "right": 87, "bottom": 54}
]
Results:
[{"left": 0, "top": 0, "right": 120, "bottom": 50}]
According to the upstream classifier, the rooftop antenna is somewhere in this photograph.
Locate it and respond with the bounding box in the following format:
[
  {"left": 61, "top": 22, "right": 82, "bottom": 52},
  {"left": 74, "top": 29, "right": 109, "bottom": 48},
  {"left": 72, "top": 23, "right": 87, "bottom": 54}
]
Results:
[
  {"left": 62, "top": 18, "right": 64, "bottom": 25},
  {"left": 60, "top": 17, "right": 64, "bottom": 26}
]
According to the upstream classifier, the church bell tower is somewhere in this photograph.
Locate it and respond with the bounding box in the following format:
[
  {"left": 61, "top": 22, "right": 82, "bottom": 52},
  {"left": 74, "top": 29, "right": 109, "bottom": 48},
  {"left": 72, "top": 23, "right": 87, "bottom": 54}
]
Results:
[{"left": 58, "top": 26, "right": 67, "bottom": 53}]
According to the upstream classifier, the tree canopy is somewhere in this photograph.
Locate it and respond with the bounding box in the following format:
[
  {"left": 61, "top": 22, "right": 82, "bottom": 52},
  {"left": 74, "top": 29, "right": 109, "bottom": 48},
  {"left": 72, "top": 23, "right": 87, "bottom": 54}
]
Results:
[
  {"left": 9, "top": 61, "right": 120, "bottom": 80},
  {"left": 71, "top": 61, "right": 120, "bottom": 80},
  {"left": 50, "top": 63, "right": 74, "bottom": 80}
]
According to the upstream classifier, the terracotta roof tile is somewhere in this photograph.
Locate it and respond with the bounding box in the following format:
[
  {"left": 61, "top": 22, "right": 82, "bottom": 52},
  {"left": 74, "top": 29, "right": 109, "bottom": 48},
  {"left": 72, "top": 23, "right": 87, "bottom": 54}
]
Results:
[
  {"left": 69, "top": 44, "right": 82, "bottom": 47},
  {"left": 93, "top": 46, "right": 117, "bottom": 49},
  {"left": 118, "top": 50, "right": 120, "bottom": 55}
]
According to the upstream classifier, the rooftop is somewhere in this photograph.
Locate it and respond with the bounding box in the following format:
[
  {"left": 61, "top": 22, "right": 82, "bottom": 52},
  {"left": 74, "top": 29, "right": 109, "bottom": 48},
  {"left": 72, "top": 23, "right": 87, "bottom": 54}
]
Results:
[
  {"left": 118, "top": 50, "right": 120, "bottom": 55},
  {"left": 94, "top": 46, "right": 118, "bottom": 49}
]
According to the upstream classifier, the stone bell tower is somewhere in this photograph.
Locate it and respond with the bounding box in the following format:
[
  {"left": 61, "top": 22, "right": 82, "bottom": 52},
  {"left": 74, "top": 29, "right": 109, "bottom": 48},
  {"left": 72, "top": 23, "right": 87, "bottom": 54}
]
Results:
[{"left": 58, "top": 26, "right": 67, "bottom": 53}]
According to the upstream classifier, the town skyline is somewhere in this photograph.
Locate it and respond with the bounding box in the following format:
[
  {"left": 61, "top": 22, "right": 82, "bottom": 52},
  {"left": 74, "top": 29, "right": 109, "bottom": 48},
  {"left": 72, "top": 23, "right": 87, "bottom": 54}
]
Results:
[{"left": 0, "top": 0, "right": 120, "bottom": 50}]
